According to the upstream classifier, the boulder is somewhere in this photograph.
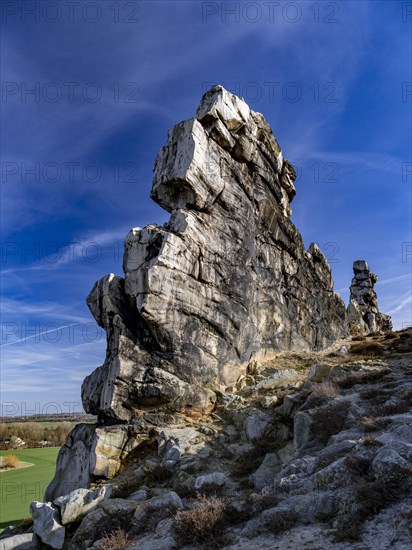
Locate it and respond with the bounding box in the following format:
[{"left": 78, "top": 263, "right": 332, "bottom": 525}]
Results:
[
  {"left": 244, "top": 411, "right": 273, "bottom": 441},
  {"left": 30, "top": 502, "right": 65, "bottom": 549},
  {"left": 44, "top": 424, "right": 95, "bottom": 501},
  {"left": 250, "top": 453, "right": 283, "bottom": 489},
  {"left": 194, "top": 472, "right": 226, "bottom": 489},
  {"left": 0, "top": 534, "right": 35, "bottom": 550},
  {"left": 308, "top": 364, "right": 333, "bottom": 383},
  {"left": 256, "top": 369, "right": 299, "bottom": 391},
  {"left": 53, "top": 485, "right": 111, "bottom": 525},
  {"left": 134, "top": 491, "right": 183, "bottom": 524},
  {"left": 372, "top": 448, "right": 412, "bottom": 482},
  {"left": 89, "top": 425, "right": 129, "bottom": 478}
]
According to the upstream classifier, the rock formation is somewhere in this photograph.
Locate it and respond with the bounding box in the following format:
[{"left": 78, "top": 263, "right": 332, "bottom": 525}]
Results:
[
  {"left": 81, "top": 84, "right": 347, "bottom": 424},
  {"left": 44, "top": 85, "right": 350, "bottom": 503},
  {"left": 1, "top": 85, "right": 405, "bottom": 550},
  {"left": 347, "top": 260, "right": 392, "bottom": 334}
]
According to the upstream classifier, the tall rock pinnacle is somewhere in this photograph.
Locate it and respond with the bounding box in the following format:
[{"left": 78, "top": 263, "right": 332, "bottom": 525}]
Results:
[
  {"left": 347, "top": 260, "right": 392, "bottom": 335},
  {"left": 81, "top": 85, "right": 347, "bottom": 424}
]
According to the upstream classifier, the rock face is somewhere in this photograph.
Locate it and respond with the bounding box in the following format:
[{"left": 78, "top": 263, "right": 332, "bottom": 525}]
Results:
[
  {"left": 348, "top": 260, "right": 392, "bottom": 334},
  {"left": 81, "top": 84, "right": 347, "bottom": 424}
]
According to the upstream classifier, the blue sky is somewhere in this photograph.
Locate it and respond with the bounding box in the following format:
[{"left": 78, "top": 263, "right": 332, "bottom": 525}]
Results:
[{"left": 1, "top": 0, "right": 411, "bottom": 415}]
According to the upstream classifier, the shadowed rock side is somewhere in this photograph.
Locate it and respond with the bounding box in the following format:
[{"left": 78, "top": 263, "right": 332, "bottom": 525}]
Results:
[
  {"left": 347, "top": 260, "right": 392, "bottom": 335},
  {"left": 82, "top": 85, "right": 347, "bottom": 424}
]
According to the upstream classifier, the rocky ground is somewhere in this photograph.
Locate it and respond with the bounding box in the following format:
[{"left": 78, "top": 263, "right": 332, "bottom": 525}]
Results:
[{"left": 2, "top": 328, "right": 411, "bottom": 550}]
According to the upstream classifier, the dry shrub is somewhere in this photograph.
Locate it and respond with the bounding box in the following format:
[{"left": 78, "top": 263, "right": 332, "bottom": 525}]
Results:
[
  {"left": 354, "top": 479, "right": 400, "bottom": 521},
  {"left": 95, "top": 529, "right": 132, "bottom": 550},
  {"left": 2, "top": 454, "right": 20, "bottom": 468},
  {"left": 264, "top": 508, "right": 299, "bottom": 534},
  {"left": 311, "top": 400, "right": 350, "bottom": 444},
  {"left": 360, "top": 436, "right": 384, "bottom": 447},
  {"left": 360, "top": 415, "right": 389, "bottom": 433},
  {"left": 231, "top": 438, "right": 278, "bottom": 479},
  {"left": 376, "top": 399, "right": 410, "bottom": 416},
  {"left": 173, "top": 495, "right": 229, "bottom": 548},
  {"left": 145, "top": 463, "right": 173, "bottom": 484},
  {"left": 349, "top": 341, "right": 385, "bottom": 356},
  {"left": 344, "top": 453, "right": 372, "bottom": 478},
  {"left": 335, "top": 479, "right": 401, "bottom": 541},
  {"left": 248, "top": 492, "right": 279, "bottom": 513},
  {"left": 385, "top": 333, "right": 412, "bottom": 354},
  {"left": 384, "top": 332, "right": 400, "bottom": 340},
  {"left": 335, "top": 368, "right": 388, "bottom": 389},
  {"left": 302, "top": 383, "right": 339, "bottom": 410},
  {"left": 315, "top": 448, "right": 348, "bottom": 471}
]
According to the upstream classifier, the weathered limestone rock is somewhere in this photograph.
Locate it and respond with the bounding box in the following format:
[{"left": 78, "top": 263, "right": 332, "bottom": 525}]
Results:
[
  {"left": 244, "top": 411, "right": 273, "bottom": 441},
  {"left": 0, "top": 534, "right": 35, "bottom": 550},
  {"left": 44, "top": 424, "right": 95, "bottom": 501},
  {"left": 133, "top": 491, "right": 183, "bottom": 523},
  {"left": 69, "top": 499, "right": 139, "bottom": 550},
  {"left": 371, "top": 448, "right": 412, "bottom": 482},
  {"left": 348, "top": 260, "right": 392, "bottom": 334},
  {"left": 194, "top": 471, "right": 226, "bottom": 489},
  {"left": 53, "top": 486, "right": 111, "bottom": 525},
  {"left": 256, "top": 369, "right": 299, "bottom": 390},
  {"left": 30, "top": 502, "right": 65, "bottom": 549},
  {"left": 308, "top": 363, "right": 334, "bottom": 383},
  {"left": 45, "top": 423, "right": 146, "bottom": 501},
  {"left": 82, "top": 85, "right": 347, "bottom": 424}
]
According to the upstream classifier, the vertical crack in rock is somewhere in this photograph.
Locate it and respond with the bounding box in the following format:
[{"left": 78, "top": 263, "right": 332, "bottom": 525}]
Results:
[{"left": 347, "top": 260, "right": 392, "bottom": 334}]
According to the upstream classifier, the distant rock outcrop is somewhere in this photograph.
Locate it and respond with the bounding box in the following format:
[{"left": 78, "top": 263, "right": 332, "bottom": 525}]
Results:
[{"left": 347, "top": 260, "right": 392, "bottom": 334}]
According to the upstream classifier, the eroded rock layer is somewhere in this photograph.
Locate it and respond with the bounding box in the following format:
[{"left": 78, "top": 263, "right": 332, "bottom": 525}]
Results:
[{"left": 81, "top": 85, "right": 347, "bottom": 423}]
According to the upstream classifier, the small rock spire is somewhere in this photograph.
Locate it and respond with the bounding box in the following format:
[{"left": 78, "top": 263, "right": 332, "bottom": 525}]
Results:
[{"left": 347, "top": 260, "right": 392, "bottom": 334}]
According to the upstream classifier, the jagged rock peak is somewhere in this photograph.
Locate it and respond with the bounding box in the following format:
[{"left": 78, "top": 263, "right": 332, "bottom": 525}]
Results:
[
  {"left": 347, "top": 259, "right": 392, "bottom": 334},
  {"left": 78, "top": 84, "right": 347, "bottom": 425},
  {"left": 152, "top": 84, "right": 296, "bottom": 217}
]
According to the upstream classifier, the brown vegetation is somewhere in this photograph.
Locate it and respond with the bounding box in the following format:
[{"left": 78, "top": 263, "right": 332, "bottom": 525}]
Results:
[
  {"left": 173, "top": 495, "right": 229, "bottom": 548},
  {"left": 335, "top": 368, "right": 388, "bottom": 389},
  {"left": 349, "top": 341, "right": 385, "bottom": 356},
  {"left": 311, "top": 401, "right": 350, "bottom": 443},
  {"left": 263, "top": 508, "right": 299, "bottom": 534},
  {"left": 95, "top": 529, "right": 133, "bottom": 550},
  {"left": 1, "top": 454, "right": 20, "bottom": 468}
]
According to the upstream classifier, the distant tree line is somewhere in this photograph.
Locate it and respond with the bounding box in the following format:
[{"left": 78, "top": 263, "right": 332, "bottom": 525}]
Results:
[{"left": 0, "top": 422, "right": 74, "bottom": 449}]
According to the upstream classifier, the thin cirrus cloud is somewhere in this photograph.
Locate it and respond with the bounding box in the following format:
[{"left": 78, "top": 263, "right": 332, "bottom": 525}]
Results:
[{"left": 1, "top": 1, "right": 411, "bottom": 412}]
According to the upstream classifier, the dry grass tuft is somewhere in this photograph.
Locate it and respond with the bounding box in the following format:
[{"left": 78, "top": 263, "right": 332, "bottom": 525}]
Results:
[
  {"left": 335, "top": 368, "right": 388, "bottom": 389},
  {"left": 264, "top": 508, "right": 299, "bottom": 534},
  {"left": 302, "top": 383, "right": 339, "bottom": 410},
  {"left": 345, "top": 453, "right": 372, "bottom": 478},
  {"left": 360, "top": 436, "right": 384, "bottom": 447},
  {"left": 311, "top": 400, "right": 350, "bottom": 444},
  {"left": 95, "top": 529, "right": 133, "bottom": 550},
  {"left": 335, "top": 479, "right": 401, "bottom": 541},
  {"left": 349, "top": 341, "right": 385, "bottom": 356},
  {"left": 1, "top": 454, "right": 20, "bottom": 468},
  {"left": 173, "top": 495, "right": 229, "bottom": 548},
  {"left": 145, "top": 463, "right": 173, "bottom": 485},
  {"left": 360, "top": 415, "right": 389, "bottom": 433}
]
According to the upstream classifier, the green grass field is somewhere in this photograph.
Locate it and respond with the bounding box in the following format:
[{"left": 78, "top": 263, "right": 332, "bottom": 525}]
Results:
[{"left": 0, "top": 447, "right": 59, "bottom": 529}]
